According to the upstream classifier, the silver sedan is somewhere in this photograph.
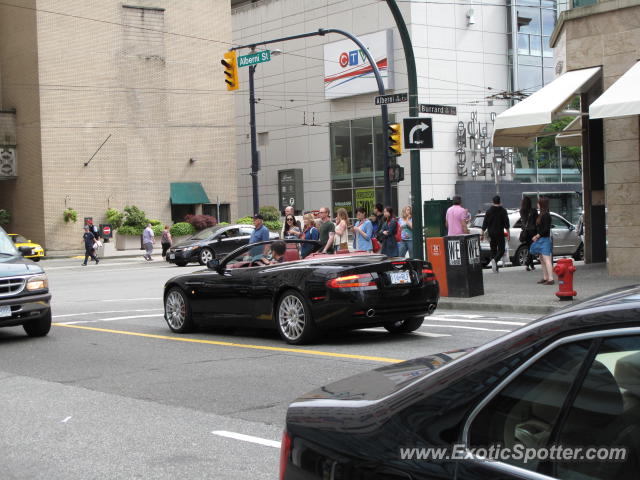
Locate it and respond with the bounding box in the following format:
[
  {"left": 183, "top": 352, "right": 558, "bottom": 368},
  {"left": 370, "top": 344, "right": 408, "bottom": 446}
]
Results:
[{"left": 469, "top": 209, "right": 584, "bottom": 267}]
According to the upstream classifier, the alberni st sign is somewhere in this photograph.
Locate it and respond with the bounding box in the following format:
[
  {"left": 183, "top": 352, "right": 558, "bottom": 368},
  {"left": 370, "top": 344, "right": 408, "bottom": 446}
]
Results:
[
  {"left": 375, "top": 93, "right": 408, "bottom": 105},
  {"left": 237, "top": 50, "right": 271, "bottom": 68},
  {"left": 419, "top": 104, "right": 457, "bottom": 115}
]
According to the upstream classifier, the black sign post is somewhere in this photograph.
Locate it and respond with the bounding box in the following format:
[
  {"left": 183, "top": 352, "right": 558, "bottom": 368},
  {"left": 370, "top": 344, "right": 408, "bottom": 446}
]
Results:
[
  {"left": 278, "top": 169, "right": 304, "bottom": 214},
  {"left": 402, "top": 117, "right": 433, "bottom": 150}
]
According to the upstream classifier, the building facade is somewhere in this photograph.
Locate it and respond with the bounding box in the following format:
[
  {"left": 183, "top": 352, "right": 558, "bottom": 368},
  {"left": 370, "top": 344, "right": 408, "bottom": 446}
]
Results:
[
  {"left": 231, "top": 0, "right": 581, "bottom": 225},
  {"left": 552, "top": 0, "right": 640, "bottom": 275},
  {"left": 0, "top": 0, "right": 237, "bottom": 251}
]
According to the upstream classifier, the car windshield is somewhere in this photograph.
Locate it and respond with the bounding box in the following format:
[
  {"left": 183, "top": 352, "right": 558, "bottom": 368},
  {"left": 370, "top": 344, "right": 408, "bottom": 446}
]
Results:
[
  {"left": 11, "top": 234, "right": 28, "bottom": 243},
  {"left": 0, "top": 228, "right": 19, "bottom": 256},
  {"left": 191, "top": 226, "right": 224, "bottom": 240}
]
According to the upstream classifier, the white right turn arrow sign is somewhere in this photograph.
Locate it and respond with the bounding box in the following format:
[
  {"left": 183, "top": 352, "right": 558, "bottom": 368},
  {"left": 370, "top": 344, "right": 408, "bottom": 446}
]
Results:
[{"left": 403, "top": 117, "right": 434, "bottom": 149}]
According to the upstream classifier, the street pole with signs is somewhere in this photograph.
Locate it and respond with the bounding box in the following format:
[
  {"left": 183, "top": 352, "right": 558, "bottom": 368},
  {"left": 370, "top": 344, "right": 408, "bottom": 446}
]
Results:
[{"left": 248, "top": 61, "right": 259, "bottom": 215}]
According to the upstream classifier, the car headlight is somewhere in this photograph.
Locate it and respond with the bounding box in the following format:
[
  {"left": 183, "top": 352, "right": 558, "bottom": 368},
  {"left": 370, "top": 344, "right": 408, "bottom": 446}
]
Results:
[{"left": 26, "top": 274, "right": 48, "bottom": 291}]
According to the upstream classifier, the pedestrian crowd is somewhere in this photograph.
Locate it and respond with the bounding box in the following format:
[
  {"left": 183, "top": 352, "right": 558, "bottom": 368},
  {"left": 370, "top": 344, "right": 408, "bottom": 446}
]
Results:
[{"left": 272, "top": 203, "right": 414, "bottom": 259}]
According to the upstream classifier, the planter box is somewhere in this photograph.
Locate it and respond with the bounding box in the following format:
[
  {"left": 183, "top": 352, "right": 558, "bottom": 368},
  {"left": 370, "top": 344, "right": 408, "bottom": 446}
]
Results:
[{"left": 115, "top": 233, "right": 142, "bottom": 251}]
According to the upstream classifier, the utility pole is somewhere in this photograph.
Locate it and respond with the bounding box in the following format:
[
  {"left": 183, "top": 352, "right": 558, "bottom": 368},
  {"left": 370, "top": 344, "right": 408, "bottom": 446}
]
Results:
[
  {"left": 248, "top": 62, "right": 260, "bottom": 215},
  {"left": 384, "top": 1, "right": 424, "bottom": 260}
]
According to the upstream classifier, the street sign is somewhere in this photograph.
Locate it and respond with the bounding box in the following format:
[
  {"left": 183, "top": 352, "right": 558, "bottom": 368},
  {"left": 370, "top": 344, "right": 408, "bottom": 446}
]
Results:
[
  {"left": 103, "top": 226, "right": 111, "bottom": 236},
  {"left": 403, "top": 117, "right": 433, "bottom": 149},
  {"left": 374, "top": 92, "right": 407, "bottom": 105},
  {"left": 419, "top": 104, "right": 457, "bottom": 115},
  {"left": 237, "top": 50, "right": 271, "bottom": 68}
]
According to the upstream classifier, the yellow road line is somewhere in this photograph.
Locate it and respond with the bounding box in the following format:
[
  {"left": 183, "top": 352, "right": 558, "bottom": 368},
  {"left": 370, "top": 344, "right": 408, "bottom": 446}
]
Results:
[{"left": 52, "top": 323, "right": 402, "bottom": 363}]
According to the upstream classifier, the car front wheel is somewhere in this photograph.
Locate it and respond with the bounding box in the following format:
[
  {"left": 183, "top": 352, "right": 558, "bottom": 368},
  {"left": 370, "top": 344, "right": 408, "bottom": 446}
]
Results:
[
  {"left": 164, "top": 287, "right": 194, "bottom": 333},
  {"left": 276, "top": 290, "right": 317, "bottom": 345},
  {"left": 23, "top": 310, "right": 52, "bottom": 337},
  {"left": 198, "top": 248, "right": 214, "bottom": 265},
  {"left": 384, "top": 316, "right": 424, "bottom": 334}
]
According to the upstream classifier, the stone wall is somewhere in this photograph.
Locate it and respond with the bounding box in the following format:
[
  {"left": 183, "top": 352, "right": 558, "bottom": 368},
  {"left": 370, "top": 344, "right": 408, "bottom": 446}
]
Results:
[{"left": 556, "top": 2, "right": 640, "bottom": 276}]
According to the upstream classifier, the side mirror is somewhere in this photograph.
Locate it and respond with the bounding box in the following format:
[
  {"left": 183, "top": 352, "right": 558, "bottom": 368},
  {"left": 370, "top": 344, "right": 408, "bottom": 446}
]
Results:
[
  {"left": 207, "top": 258, "right": 221, "bottom": 272},
  {"left": 18, "top": 246, "right": 33, "bottom": 257},
  {"left": 568, "top": 225, "right": 575, "bottom": 231}
]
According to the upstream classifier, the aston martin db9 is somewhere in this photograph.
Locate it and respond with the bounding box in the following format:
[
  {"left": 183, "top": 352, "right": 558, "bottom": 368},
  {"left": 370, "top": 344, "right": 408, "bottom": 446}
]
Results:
[{"left": 163, "top": 239, "right": 439, "bottom": 344}]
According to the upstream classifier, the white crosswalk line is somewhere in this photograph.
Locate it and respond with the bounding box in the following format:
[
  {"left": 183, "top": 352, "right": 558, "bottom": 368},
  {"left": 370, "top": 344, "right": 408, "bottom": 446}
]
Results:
[
  {"left": 420, "top": 324, "right": 512, "bottom": 332},
  {"left": 55, "top": 314, "right": 164, "bottom": 325},
  {"left": 428, "top": 317, "right": 526, "bottom": 326}
]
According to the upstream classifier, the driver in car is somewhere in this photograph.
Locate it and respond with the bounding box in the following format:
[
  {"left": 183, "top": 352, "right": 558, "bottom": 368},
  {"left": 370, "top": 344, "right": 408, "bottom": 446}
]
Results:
[{"left": 253, "top": 240, "right": 287, "bottom": 266}]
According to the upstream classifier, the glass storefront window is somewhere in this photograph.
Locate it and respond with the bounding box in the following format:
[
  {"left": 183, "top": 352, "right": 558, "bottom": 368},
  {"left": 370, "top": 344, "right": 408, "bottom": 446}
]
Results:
[
  {"left": 352, "top": 118, "right": 374, "bottom": 188},
  {"left": 330, "top": 121, "right": 352, "bottom": 189},
  {"left": 529, "top": 34, "right": 542, "bottom": 56},
  {"left": 542, "top": 9, "right": 556, "bottom": 35},
  {"left": 517, "top": 34, "right": 530, "bottom": 54},
  {"left": 330, "top": 116, "right": 397, "bottom": 218}
]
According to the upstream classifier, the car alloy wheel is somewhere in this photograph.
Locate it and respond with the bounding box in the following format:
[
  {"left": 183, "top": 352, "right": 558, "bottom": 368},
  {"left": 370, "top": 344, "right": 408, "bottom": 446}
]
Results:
[
  {"left": 514, "top": 245, "right": 529, "bottom": 267},
  {"left": 277, "top": 290, "right": 317, "bottom": 344},
  {"left": 384, "top": 316, "right": 424, "bottom": 334},
  {"left": 165, "top": 288, "right": 194, "bottom": 333},
  {"left": 199, "top": 248, "right": 214, "bottom": 265}
]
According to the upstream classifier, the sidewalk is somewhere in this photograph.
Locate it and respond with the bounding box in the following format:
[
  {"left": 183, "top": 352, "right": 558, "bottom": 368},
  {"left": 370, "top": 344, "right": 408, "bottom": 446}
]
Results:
[{"left": 439, "top": 262, "right": 640, "bottom": 315}]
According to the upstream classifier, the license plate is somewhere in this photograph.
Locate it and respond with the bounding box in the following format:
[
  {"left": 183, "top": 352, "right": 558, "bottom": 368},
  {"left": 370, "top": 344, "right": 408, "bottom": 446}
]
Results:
[
  {"left": 389, "top": 271, "right": 411, "bottom": 285},
  {"left": 169, "top": 253, "right": 175, "bottom": 260},
  {"left": 0, "top": 305, "right": 11, "bottom": 318}
]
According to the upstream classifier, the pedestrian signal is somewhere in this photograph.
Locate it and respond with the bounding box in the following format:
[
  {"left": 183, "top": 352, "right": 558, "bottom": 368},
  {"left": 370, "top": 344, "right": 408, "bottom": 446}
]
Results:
[
  {"left": 221, "top": 51, "right": 239, "bottom": 91},
  {"left": 388, "top": 123, "right": 402, "bottom": 156},
  {"left": 388, "top": 165, "right": 405, "bottom": 183}
]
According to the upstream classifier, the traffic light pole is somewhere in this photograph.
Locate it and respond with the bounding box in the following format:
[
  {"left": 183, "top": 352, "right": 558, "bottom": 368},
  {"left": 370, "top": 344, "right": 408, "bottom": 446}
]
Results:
[
  {"left": 232, "top": 28, "right": 392, "bottom": 207},
  {"left": 248, "top": 63, "right": 260, "bottom": 215},
  {"left": 384, "top": 0, "right": 424, "bottom": 260}
]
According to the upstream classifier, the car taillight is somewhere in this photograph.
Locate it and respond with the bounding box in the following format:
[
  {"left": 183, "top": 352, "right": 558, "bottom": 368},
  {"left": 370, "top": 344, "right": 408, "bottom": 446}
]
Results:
[
  {"left": 279, "top": 430, "right": 292, "bottom": 480},
  {"left": 422, "top": 268, "right": 436, "bottom": 282},
  {"left": 326, "top": 273, "right": 376, "bottom": 289}
]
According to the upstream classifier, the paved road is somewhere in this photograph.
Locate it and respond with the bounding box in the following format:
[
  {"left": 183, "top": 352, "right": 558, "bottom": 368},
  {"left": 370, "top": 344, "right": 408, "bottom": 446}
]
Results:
[{"left": 0, "top": 257, "right": 539, "bottom": 479}]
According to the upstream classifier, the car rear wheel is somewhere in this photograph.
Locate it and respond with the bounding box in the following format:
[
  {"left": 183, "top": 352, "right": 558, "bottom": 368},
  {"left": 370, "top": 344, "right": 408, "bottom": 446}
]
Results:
[
  {"left": 276, "top": 290, "right": 317, "bottom": 345},
  {"left": 165, "top": 287, "right": 194, "bottom": 333},
  {"left": 23, "top": 310, "right": 51, "bottom": 337},
  {"left": 573, "top": 243, "right": 584, "bottom": 261},
  {"left": 384, "top": 316, "right": 424, "bottom": 334},
  {"left": 175, "top": 260, "right": 188, "bottom": 267},
  {"left": 198, "top": 248, "right": 214, "bottom": 265},
  {"left": 514, "top": 245, "right": 529, "bottom": 267},
  {"left": 32, "top": 258, "right": 40, "bottom": 262}
]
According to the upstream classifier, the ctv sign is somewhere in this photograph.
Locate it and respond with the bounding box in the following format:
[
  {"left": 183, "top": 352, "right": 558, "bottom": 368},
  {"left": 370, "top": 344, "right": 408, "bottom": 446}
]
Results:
[{"left": 323, "top": 30, "right": 393, "bottom": 100}]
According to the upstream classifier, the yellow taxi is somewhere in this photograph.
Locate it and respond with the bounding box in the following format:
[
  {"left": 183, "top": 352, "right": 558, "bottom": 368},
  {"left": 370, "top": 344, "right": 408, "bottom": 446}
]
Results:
[{"left": 9, "top": 234, "right": 45, "bottom": 261}]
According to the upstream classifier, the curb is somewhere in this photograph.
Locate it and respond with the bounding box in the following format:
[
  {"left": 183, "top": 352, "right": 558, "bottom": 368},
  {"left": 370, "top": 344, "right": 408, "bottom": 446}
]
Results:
[{"left": 437, "top": 299, "right": 561, "bottom": 315}]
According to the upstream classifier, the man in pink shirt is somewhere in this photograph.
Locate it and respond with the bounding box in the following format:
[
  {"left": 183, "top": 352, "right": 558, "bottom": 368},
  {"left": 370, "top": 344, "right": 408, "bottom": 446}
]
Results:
[{"left": 445, "top": 196, "right": 470, "bottom": 236}]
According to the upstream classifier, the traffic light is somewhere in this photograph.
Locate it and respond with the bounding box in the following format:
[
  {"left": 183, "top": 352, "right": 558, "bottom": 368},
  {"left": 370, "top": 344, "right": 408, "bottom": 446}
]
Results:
[
  {"left": 387, "top": 123, "right": 402, "bottom": 156},
  {"left": 221, "top": 51, "right": 239, "bottom": 91},
  {"left": 388, "top": 165, "right": 405, "bottom": 183}
]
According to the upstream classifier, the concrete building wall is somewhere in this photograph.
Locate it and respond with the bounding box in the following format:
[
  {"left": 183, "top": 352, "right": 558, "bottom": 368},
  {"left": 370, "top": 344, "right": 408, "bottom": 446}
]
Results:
[
  {"left": 0, "top": 0, "right": 237, "bottom": 251},
  {"left": 0, "top": 1, "right": 45, "bottom": 244},
  {"left": 555, "top": 2, "right": 640, "bottom": 275},
  {"left": 232, "top": 0, "right": 510, "bottom": 217}
]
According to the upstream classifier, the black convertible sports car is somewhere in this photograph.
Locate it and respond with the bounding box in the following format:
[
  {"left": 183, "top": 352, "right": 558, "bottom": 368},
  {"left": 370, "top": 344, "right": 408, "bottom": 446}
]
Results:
[
  {"left": 280, "top": 286, "right": 640, "bottom": 479},
  {"left": 163, "top": 239, "right": 439, "bottom": 344},
  {"left": 166, "top": 224, "right": 279, "bottom": 266}
]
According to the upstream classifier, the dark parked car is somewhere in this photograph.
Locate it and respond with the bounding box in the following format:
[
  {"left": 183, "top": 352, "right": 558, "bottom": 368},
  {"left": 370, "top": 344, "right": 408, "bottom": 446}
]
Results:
[
  {"left": 163, "top": 239, "right": 439, "bottom": 344},
  {"left": 0, "top": 226, "right": 52, "bottom": 337},
  {"left": 166, "top": 224, "right": 279, "bottom": 266},
  {"left": 281, "top": 285, "right": 640, "bottom": 479}
]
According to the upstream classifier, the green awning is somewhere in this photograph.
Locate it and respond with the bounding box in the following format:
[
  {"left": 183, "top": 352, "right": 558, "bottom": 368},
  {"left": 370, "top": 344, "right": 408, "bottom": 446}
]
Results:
[{"left": 170, "top": 182, "right": 210, "bottom": 205}]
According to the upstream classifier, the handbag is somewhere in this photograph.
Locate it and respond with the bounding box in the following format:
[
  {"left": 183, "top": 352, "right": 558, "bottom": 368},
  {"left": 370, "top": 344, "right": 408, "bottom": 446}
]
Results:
[
  {"left": 372, "top": 237, "right": 381, "bottom": 253},
  {"left": 394, "top": 220, "right": 402, "bottom": 243}
]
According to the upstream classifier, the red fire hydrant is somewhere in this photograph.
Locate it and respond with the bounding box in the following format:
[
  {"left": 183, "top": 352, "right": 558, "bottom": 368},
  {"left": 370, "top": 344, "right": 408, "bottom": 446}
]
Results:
[{"left": 554, "top": 258, "right": 577, "bottom": 300}]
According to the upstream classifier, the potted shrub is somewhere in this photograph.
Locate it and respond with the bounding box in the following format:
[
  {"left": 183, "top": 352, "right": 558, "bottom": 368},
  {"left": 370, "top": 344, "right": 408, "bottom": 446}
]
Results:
[{"left": 115, "top": 205, "right": 149, "bottom": 250}]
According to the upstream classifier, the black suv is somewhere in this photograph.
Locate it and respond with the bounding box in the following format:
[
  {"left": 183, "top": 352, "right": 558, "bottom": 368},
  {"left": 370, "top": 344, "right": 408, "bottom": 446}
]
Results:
[{"left": 0, "top": 226, "right": 51, "bottom": 336}]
